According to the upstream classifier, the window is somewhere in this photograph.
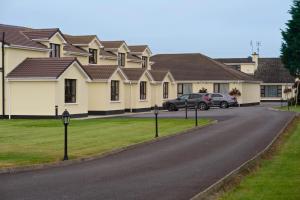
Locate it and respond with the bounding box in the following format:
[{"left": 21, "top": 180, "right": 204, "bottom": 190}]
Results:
[
  {"left": 89, "top": 48, "right": 97, "bottom": 64},
  {"left": 261, "top": 85, "right": 282, "bottom": 97},
  {"left": 140, "top": 81, "right": 147, "bottom": 100},
  {"left": 118, "top": 53, "right": 126, "bottom": 67},
  {"left": 190, "top": 94, "right": 202, "bottom": 99},
  {"left": 142, "top": 56, "right": 148, "bottom": 68},
  {"left": 163, "top": 82, "right": 169, "bottom": 99},
  {"left": 65, "top": 79, "right": 76, "bottom": 103},
  {"left": 211, "top": 94, "right": 223, "bottom": 98},
  {"left": 177, "top": 83, "right": 192, "bottom": 96},
  {"left": 214, "top": 83, "right": 229, "bottom": 94},
  {"left": 111, "top": 80, "right": 120, "bottom": 101},
  {"left": 50, "top": 43, "right": 60, "bottom": 58},
  {"left": 178, "top": 94, "right": 189, "bottom": 100}
]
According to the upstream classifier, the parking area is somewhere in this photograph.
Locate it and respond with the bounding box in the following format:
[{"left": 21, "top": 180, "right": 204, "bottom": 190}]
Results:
[{"left": 129, "top": 102, "right": 283, "bottom": 122}]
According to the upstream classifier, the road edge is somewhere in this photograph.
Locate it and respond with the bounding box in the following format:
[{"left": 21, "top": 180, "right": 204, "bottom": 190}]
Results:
[
  {"left": 190, "top": 113, "right": 298, "bottom": 200},
  {"left": 0, "top": 119, "right": 217, "bottom": 175}
]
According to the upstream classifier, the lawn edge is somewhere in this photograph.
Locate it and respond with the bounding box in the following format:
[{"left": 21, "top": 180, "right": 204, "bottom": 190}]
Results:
[
  {"left": 0, "top": 119, "right": 217, "bottom": 175},
  {"left": 190, "top": 113, "right": 298, "bottom": 200}
]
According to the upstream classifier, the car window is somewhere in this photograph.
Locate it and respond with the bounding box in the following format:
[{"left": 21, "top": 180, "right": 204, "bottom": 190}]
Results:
[
  {"left": 190, "top": 94, "right": 202, "bottom": 99},
  {"left": 179, "top": 94, "right": 189, "bottom": 100},
  {"left": 211, "top": 94, "right": 223, "bottom": 98}
]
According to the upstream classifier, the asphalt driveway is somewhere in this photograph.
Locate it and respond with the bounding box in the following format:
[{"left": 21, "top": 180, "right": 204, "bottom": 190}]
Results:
[{"left": 0, "top": 104, "right": 295, "bottom": 200}]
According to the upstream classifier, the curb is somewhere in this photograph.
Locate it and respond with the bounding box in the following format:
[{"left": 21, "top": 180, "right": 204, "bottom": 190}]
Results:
[
  {"left": 190, "top": 113, "right": 297, "bottom": 200},
  {"left": 0, "top": 120, "right": 217, "bottom": 175}
]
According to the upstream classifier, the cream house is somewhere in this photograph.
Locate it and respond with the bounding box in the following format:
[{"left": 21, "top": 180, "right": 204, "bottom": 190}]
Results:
[
  {"left": 149, "top": 70, "right": 176, "bottom": 108},
  {"left": 0, "top": 23, "right": 264, "bottom": 118},
  {"left": 83, "top": 65, "right": 128, "bottom": 115},
  {"left": 216, "top": 54, "right": 295, "bottom": 101},
  {"left": 151, "top": 53, "right": 261, "bottom": 106},
  {"left": 6, "top": 57, "right": 91, "bottom": 118},
  {"left": 122, "top": 68, "right": 154, "bottom": 112}
]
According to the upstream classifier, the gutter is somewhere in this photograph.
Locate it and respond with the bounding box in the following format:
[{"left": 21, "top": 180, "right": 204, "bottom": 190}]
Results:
[{"left": 2, "top": 32, "right": 5, "bottom": 118}]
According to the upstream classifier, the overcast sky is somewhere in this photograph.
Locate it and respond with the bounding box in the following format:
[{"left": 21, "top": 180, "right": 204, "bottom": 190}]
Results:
[{"left": 0, "top": 0, "right": 292, "bottom": 58}]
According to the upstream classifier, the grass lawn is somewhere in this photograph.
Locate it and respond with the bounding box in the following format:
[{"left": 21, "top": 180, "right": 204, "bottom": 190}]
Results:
[
  {"left": 276, "top": 105, "right": 300, "bottom": 112},
  {"left": 0, "top": 117, "right": 211, "bottom": 169},
  {"left": 220, "top": 117, "right": 300, "bottom": 200}
]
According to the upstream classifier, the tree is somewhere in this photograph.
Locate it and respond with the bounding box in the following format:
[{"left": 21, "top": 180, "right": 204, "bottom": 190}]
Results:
[{"left": 281, "top": 0, "right": 300, "bottom": 105}]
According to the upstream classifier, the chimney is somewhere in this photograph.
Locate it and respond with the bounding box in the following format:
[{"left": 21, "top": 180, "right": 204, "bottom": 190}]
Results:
[{"left": 252, "top": 52, "right": 259, "bottom": 71}]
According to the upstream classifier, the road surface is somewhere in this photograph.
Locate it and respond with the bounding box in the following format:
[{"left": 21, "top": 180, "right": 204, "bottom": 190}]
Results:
[{"left": 0, "top": 104, "right": 295, "bottom": 200}]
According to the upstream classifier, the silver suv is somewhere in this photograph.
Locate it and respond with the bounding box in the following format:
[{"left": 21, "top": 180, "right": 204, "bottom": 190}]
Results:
[{"left": 204, "top": 93, "right": 238, "bottom": 108}]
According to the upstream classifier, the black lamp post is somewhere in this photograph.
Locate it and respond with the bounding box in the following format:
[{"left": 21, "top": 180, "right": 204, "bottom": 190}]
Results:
[
  {"left": 154, "top": 105, "right": 159, "bottom": 138},
  {"left": 195, "top": 104, "right": 198, "bottom": 127},
  {"left": 185, "top": 99, "right": 188, "bottom": 119},
  {"left": 62, "top": 109, "right": 70, "bottom": 161}
]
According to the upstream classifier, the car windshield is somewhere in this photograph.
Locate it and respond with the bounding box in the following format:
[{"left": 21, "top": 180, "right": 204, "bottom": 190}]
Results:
[{"left": 178, "top": 94, "right": 189, "bottom": 100}]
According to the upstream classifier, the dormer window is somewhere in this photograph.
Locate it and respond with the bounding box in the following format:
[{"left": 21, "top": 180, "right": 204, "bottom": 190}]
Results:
[
  {"left": 118, "top": 53, "right": 125, "bottom": 67},
  {"left": 50, "top": 43, "right": 60, "bottom": 58},
  {"left": 89, "top": 48, "right": 97, "bottom": 64},
  {"left": 142, "top": 56, "right": 148, "bottom": 68}
]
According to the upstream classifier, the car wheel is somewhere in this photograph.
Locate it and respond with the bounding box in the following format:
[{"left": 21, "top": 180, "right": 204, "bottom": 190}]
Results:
[
  {"left": 198, "top": 102, "right": 207, "bottom": 111},
  {"left": 168, "top": 104, "right": 177, "bottom": 111},
  {"left": 220, "top": 101, "right": 228, "bottom": 109}
]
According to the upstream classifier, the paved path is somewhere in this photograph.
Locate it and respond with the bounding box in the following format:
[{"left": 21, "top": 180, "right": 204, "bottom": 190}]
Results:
[{"left": 0, "top": 105, "right": 295, "bottom": 200}]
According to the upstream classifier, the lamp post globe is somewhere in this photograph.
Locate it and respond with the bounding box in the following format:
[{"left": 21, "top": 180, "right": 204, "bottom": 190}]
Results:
[
  {"left": 62, "top": 109, "right": 70, "bottom": 126},
  {"left": 62, "top": 109, "right": 70, "bottom": 160}
]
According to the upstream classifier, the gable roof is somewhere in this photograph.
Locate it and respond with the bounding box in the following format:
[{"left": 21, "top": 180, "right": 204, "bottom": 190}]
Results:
[
  {"left": 151, "top": 53, "right": 259, "bottom": 82},
  {"left": 82, "top": 65, "right": 119, "bottom": 80},
  {"left": 254, "top": 58, "right": 295, "bottom": 83},
  {"left": 101, "top": 41, "right": 126, "bottom": 49},
  {"left": 215, "top": 57, "right": 254, "bottom": 64},
  {"left": 149, "top": 70, "right": 171, "bottom": 82},
  {"left": 128, "top": 45, "right": 148, "bottom": 53},
  {"left": 6, "top": 57, "right": 91, "bottom": 79},
  {"left": 64, "top": 34, "right": 98, "bottom": 45},
  {"left": 22, "top": 28, "right": 60, "bottom": 40},
  {"left": 0, "top": 24, "right": 48, "bottom": 50},
  {"left": 121, "top": 68, "right": 148, "bottom": 81}
]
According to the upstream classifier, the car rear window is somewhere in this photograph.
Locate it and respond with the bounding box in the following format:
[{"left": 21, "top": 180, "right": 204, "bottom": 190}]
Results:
[{"left": 190, "top": 94, "right": 202, "bottom": 99}]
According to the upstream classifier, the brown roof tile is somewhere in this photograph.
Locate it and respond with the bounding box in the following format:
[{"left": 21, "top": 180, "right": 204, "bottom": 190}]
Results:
[
  {"left": 255, "top": 58, "right": 295, "bottom": 83},
  {"left": 64, "top": 35, "right": 97, "bottom": 45},
  {"left": 149, "top": 70, "right": 169, "bottom": 81},
  {"left": 215, "top": 57, "right": 254, "bottom": 64},
  {"left": 82, "top": 65, "right": 118, "bottom": 80},
  {"left": 151, "top": 53, "right": 258, "bottom": 82},
  {"left": 128, "top": 45, "right": 148, "bottom": 53},
  {"left": 6, "top": 57, "right": 88, "bottom": 79},
  {"left": 122, "top": 68, "right": 146, "bottom": 81},
  {"left": 101, "top": 41, "right": 125, "bottom": 49},
  {"left": 0, "top": 24, "right": 48, "bottom": 49},
  {"left": 22, "top": 28, "right": 59, "bottom": 40}
]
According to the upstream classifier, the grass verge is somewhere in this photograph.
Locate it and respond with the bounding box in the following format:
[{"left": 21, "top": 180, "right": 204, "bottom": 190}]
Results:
[
  {"left": 275, "top": 105, "right": 300, "bottom": 112},
  {"left": 219, "top": 117, "right": 300, "bottom": 200},
  {"left": 0, "top": 117, "right": 211, "bottom": 169}
]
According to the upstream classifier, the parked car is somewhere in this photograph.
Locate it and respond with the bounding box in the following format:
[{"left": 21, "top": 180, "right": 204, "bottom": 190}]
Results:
[
  {"left": 163, "top": 93, "right": 212, "bottom": 111},
  {"left": 204, "top": 93, "right": 238, "bottom": 108}
]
